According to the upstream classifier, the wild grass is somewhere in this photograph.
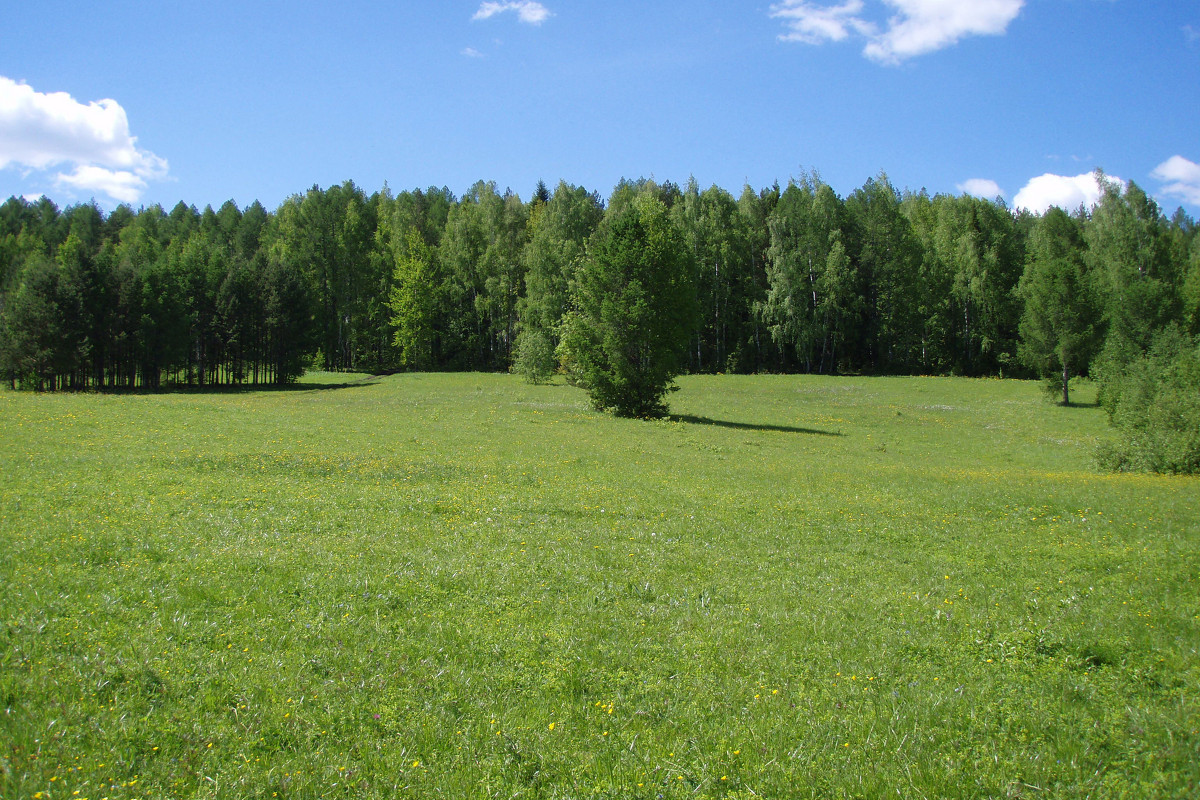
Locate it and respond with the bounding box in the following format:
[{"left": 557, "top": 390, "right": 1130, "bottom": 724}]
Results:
[{"left": 1, "top": 373, "right": 1197, "bottom": 799}]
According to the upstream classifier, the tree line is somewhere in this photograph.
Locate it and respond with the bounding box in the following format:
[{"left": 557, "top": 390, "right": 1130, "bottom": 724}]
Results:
[{"left": 1, "top": 172, "right": 1197, "bottom": 397}]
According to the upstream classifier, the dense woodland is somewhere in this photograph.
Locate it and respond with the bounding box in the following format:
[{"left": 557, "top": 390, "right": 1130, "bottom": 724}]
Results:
[{"left": 1, "top": 172, "right": 1197, "bottom": 394}]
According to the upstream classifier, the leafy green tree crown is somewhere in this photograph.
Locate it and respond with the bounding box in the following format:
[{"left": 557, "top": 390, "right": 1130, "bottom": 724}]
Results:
[{"left": 558, "top": 194, "right": 697, "bottom": 417}]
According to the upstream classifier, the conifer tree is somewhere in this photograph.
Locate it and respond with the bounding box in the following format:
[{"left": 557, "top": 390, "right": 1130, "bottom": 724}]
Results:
[
  {"left": 558, "top": 193, "right": 696, "bottom": 417},
  {"left": 1018, "top": 207, "right": 1098, "bottom": 404}
]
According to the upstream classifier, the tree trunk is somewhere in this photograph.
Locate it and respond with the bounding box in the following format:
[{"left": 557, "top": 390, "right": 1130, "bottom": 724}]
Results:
[{"left": 1062, "top": 362, "right": 1070, "bottom": 406}]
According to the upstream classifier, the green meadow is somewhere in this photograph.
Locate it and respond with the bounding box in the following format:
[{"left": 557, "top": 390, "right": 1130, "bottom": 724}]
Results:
[{"left": 1, "top": 373, "right": 1197, "bottom": 799}]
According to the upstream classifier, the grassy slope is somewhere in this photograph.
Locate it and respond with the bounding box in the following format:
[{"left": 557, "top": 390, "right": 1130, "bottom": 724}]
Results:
[{"left": 1, "top": 373, "right": 1197, "bottom": 799}]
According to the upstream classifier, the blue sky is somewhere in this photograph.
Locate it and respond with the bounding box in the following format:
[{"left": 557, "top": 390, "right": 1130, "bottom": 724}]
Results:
[{"left": 2, "top": 1, "right": 1198, "bottom": 216}]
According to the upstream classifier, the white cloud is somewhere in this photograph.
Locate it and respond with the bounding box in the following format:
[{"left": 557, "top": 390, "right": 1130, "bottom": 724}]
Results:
[
  {"left": 770, "top": 1, "right": 871, "bottom": 44},
  {"left": 865, "top": 0, "right": 1025, "bottom": 62},
  {"left": 957, "top": 178, "right": 1004, "bottom": 199},
  {"left": 461, "top": 47, "right": 486, "bottom": 58},
  {"left": 771, "top": 0, "right": 1024, "bottom": 63},
  {"left": 1013, "top": 171, "right": 1123, "bottom": 215},
  {"left": 54, "top": 165, "right": 148, "bottom": 205},
  {"left": 1151, "top": 155, "right": 1200, "bottom": 207},
  {"left": 0, "top": 76, "right": 166, "bottom": 204},
  {"left": 472, "top": 2, "right": 552, "bottom": 25}
]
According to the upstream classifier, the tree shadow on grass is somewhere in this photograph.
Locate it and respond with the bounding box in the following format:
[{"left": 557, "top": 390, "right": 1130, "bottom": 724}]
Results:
[{"left": 669, "top": 414, "right": 843, "bottom": 436}]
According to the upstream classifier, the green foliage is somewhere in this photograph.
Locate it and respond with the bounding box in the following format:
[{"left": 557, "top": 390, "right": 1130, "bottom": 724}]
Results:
[
  {"left": 286, "top": 181, "right": 378, "bottom": 372},
  {"left": 937, "top": 195, "right": 1025, "bottom": 374},
  {"left": 758, "top": 176, "right": 851, "bottom": 373},
  {"left": 1085, "top": 177, "right": 1178, "bottom": 353},
  {"left": 516, "top": 182, "right": 603, "bottom": 383},
  {"left": 1182, "top": 235, "right": 1200, "bottom": 335},
  {"left": 844, "top": 173, "right": 924, "bottom": 372},
  {"left": 2, "top": 373, "right": 1198, "bottom": 798},
  {"left": 263, "top": 251, "right": 315, "bottom": 384},
  {"left": 1018, "top": 208, "right": 1099, "bottom": 404},
  {"left": 439, "top": 181, "right": 528, "bottom": 369},
  {"left": 3, "top": 170, "right": 1197, "bottom": 400},
  {"left": 385, "top": 228, "right": 439, "bottom": 370},
  {"left": 512, "top": 327, "right": 557, "bottom": 383},
  {"left": 0, "top": 253, "right": 81, "bottom": 388},
  {"left": 672, "top": 180, "right": 761, "bottom": 373},
  {"left": 559, "top": 194, "right": 697, "bottom": 417},
  {"left": 1096, "top": 327, "right": 1200, "bottom": 473}
]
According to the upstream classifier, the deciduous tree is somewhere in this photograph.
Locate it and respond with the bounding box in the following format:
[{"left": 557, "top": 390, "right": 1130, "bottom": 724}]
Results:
[{"left": 386, "top": 228, "right": 440, "bottom": 370}]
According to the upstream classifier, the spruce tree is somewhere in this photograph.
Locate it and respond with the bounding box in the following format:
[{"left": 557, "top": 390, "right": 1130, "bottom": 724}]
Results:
[{"left": 558, "top": 193, "right": 696, "bottom": 417}]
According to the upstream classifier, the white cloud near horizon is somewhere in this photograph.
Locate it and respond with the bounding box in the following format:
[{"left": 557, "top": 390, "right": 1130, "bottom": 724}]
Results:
[
  {"left": 1151, "top": 155, "right": 1200, "bottom": 207},
  {"left": 472, "top": 2, "right": 552, "bottom": 25},
  {"left": 55, "top": 165, "right": 152, "bottom": 205},
  {"left": 771, "top": 0, "right": 1025, "bottom": 63},
  {"left": 1013, "top": 171, "right": 1122, "bottom": 215},
  {"left": 957, "top": 178, "right": 1004, "bottom": 199},
  {"left": 0, "top": 76, "right": 167, "bottom": 204}
]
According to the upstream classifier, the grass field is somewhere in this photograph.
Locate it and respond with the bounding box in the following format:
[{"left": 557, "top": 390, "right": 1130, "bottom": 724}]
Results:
[{"left": 1, "top": 372, "right": 1198, "bottom": 799}]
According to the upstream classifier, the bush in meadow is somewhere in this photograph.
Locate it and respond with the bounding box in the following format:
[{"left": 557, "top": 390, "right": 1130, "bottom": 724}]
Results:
[{"left": 1096, "top": 326, "right": 1200, "bottom": 474}]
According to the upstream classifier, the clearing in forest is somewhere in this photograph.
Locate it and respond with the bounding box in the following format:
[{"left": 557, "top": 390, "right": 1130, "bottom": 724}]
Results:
[{"left": 1, "top": 373, "right": 1197, "bottom": 798}]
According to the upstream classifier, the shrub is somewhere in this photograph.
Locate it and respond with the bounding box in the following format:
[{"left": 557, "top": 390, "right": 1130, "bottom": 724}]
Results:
[
  {"left": 1096, "top": 327, "right": 1200, "bottom": 474},
  {"left": 513, "top": 328, "right": 557, "bottom": 384}
]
